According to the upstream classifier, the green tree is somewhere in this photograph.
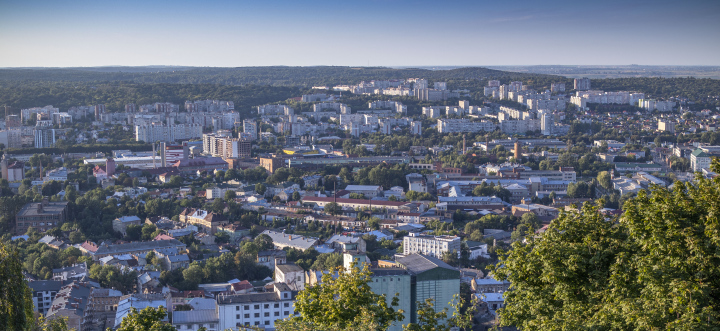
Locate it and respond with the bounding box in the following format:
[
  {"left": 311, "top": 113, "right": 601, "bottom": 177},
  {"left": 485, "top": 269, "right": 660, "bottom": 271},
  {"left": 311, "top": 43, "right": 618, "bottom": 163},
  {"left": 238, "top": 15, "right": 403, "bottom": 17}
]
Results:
[
  {"left": 277, "top": 263, "right": 404, "bottom": 330},
  {"left": 255, "top": 183, "right": 266, "bottom": 195},
  {"left": 115, "top": 306, "right": 174, "bottom": 331},
  {"left": 491, "top": 158, "right": 720, "bottom": 330},
  {"left": 403, "top": 296, "right": 475, "bottom": 331},
  {"left": 324, "top": 202, "right": 341, "bottom": 216},
  {"left": 0, "top": 242, "right": 35, "bottom": 331},
  {"left": 596, "top": 170, "right": 612, "bottom": 190},
  {"left": 224, "top": 190, "right": 236, "bottom": 201}
]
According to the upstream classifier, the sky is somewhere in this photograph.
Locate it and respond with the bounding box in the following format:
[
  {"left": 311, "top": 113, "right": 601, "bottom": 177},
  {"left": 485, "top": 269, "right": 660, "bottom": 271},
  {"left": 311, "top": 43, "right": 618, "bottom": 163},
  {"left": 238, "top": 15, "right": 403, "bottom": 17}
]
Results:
[{"left": 0, "top": 0, "right": 719, "bottom": 67}]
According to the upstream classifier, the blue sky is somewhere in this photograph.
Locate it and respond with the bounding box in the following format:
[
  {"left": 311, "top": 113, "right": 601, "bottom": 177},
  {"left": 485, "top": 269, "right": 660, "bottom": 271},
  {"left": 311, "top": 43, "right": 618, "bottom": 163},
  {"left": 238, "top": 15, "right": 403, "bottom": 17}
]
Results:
[{"left": 0, "top": 0, "right": 718, "bottom": 67}]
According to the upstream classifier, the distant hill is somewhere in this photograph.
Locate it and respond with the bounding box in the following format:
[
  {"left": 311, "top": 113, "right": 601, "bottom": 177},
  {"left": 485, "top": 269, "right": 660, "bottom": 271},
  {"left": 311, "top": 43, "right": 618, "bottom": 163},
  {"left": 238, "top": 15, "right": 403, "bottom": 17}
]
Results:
[{"left": 0, "top": 66, "right": 560, "bottom": 86}]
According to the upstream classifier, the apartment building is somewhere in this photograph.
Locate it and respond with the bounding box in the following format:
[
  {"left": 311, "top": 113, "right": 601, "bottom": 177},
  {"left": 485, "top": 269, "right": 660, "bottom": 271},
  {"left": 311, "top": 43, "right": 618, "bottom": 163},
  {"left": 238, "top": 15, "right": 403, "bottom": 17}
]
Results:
[
  {"left": 15, "top": 199, "right": 69, "bottom": 235},
  {"left": 134, "top": 123, "right": 202, "bottom": 142},
  {"left": 402, "top": 234, "right": 461, "bottom": 258},
  {"left": 437, "top": 118, "right": 496, "bottom": 133},
  {"left": 217, "top": 284, "right": 295, "bottom": 330}
]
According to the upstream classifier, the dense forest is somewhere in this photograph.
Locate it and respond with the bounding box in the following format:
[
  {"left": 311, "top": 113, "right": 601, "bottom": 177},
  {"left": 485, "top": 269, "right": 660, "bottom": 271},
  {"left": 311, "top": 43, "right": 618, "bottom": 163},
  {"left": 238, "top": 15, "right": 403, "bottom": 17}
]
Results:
[
  {"left": 0, "top": 67, "right": 718, "bottom": 113},
  {"left": 0, "top": 82, "right": 301, "bottom": 114},
  {"left": 0, "top": 66, "right": 557, "bottom": 87}
]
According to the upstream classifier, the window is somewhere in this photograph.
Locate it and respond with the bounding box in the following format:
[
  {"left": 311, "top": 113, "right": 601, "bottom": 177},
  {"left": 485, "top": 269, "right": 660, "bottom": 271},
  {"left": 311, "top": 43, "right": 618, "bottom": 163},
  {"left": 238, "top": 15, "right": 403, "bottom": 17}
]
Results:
[
  {"left": 236, "top": 306, "right": 240, "bottom": 311},
  {"left": 274, "top": 311, "right": 279, "bottom": 316},
  {"left": 264, "top": 321, "right": 270, "bottom": 325},
  {"left": 244, "top": 314, "right": 249, "bottom": 318},
  {"left": 254, "top": 322, "right": 259, "bottom": 326},
  {"left": 264, "top": 312, "right": 269, "bottom": 317},
  {"left": 254, "top": 304, "right": 260, "bottom": 309},
  {"left": 264, "top": 304, "right": 269, "bottom": 309},
  {"left": 236, "top": 314, "right": 239, "bottom": 319},
  {"left": 244, "top": 305, "right": 249, "bottom": 310},
  {"left": 284, "top": 311, "right": 289, "bottom": 316},
  {"left": 254, "top": 313, "right": 259, "bottom": 318},
  {"left": 283, "top": 293, "right": 288, "bottom": 298},
  {"left": 274, "top": 303, "right": 279, "bottom": 308},
  {"left": 283, "top": 303, "right": 289, "bottom": 307}
]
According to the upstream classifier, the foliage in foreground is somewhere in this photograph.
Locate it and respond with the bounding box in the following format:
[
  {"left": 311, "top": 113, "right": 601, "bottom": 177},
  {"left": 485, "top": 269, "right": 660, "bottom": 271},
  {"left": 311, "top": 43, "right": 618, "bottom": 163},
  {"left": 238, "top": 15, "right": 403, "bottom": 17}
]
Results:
[
  {"left": 491, "top": 159, "right": 720, "bottom": 330},
  {"left": 276, "top": 263, "right": 404, "bottom": 330}
]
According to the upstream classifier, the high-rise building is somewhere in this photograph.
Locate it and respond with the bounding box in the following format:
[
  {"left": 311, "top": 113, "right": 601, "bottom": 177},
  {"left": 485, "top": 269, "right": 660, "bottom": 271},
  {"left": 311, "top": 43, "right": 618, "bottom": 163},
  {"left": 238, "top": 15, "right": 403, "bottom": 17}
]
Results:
[
  {"left": 125, "top": 103, "right": 136, "bottom": 113},
  {"left": 411, "top": 121, "right": 422, "bottom": 135},
  {"left": 574, "top": 77, "right": 591, "bottom": 91},
  {"left": 94, "top": 104, "right": 105, "bottom": 121},
  {"left": 243, "top": 120, "right": 257, "bottom": 141},
  {"left": 134, "top": 123, "right": 202, "bottom": 142},
  {"left": 34, "top": 121, "right": 56, "bottom": 148},
  {"left": 551, "top": 83, "right": 566, "bottom": 93},
  {"left": 658, "top": 120, "right": 675, "bottom": 133}
]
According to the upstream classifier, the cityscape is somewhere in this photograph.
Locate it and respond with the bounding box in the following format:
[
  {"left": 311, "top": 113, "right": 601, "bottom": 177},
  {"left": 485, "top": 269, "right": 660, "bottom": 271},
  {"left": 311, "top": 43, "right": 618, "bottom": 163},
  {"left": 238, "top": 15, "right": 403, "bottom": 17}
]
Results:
[{"left": 0, "top": 1, "right": 719, "bottom": 331}]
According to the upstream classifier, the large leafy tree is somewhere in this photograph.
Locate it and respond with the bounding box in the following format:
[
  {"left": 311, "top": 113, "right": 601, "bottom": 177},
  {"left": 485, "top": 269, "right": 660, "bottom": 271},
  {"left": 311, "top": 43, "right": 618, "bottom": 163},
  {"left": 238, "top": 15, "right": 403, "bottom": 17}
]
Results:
[
  {"left": 0, "top": 242, "right": 35, "bottom": 331},
  {"left": 276, "top": 264, "right": 404, "bottom": 330},
  {"left": 492, "top": 159, "right": 720, "bottom": 330},
  {"left": 115, "top": 306, "right": 175, "bottom": 331}
]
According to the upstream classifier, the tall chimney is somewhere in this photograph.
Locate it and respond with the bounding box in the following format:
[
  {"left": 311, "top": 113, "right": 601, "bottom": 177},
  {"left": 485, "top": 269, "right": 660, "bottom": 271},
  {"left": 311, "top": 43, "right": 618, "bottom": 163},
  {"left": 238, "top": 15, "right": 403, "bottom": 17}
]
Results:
[
  {"left": 514, "top": 142, "right": 520, "bottom": 160},
  {"left": 462, "top": 134, "right": 466, "bottom": 155},
  {"left": 160, "top": 142, "right": 167, "bottom": 168}
]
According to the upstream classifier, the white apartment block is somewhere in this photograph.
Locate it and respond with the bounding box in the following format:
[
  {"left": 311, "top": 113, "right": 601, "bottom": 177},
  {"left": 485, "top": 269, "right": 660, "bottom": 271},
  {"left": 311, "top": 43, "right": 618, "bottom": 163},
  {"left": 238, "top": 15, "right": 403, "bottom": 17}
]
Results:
[
  {"left": 185, "top": 100, "right": 234, "bottom": 112},
  {"left": 243, "top": 120, "right": 257, "bottom": 140},
  {"left": 402, "top": 234, "right": 461, "bottom": 258},
  {"left": 411, "top": 121, "right": 422, "bottom": 135},
  {"left": 527, "top": 99, "right": 566, "bottom": 111},
  {"left": 216, "top": 284, "right": 295, "bottom": 330},
  {"left": 570, "top": 91, "right": 645, "bottom": 109},
  {"left": 140, "top": 102, "right": 179, "bottom": 113},
  {"left": 203, "top": 133, "right": 246, "bottom": 159},
  {"left": 437, "top": 119, "right": 497, "bottom": 133},
  {"left": 21, "top": 106, "right": 59, "bottom": 123},
  {"left": 369, "top": 100, "right": 407, "bottom": 114},
  {"left": 551, "top": 83, "right": 565, "bottom": 93},
  {"left": 313, "top": 102, "right": 351, "bottom": 114},
  {"left": 639, "top": 99, "right": 676, "bottom": 112},
  {"left": 135, "top": 124, "right": 202, "bottom": 142},
  {"left": 422, "top": 106, "right": 443, "bottom": 118},
  {"left": 500, "top": 119, "right": 541, "bottom": 134},
  {"left": 257, "top": 104, "right": 294, "bottom": 116},
  {"left": 574, "top": 77, "right": 591, "bottom": 90},
  {"left": 658, "top": 120, "right": 675, "bottom": 133}
]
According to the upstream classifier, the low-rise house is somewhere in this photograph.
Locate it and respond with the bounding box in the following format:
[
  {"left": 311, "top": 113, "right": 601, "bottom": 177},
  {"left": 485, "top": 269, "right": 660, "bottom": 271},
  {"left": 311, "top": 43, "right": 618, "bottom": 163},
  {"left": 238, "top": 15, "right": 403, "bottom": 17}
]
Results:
[
  {"left": 163, "top": 254, "right": 190, "bottom": 271},
  {"left": 52, "top": 262, "right": 88, "bottom": 281},
  {"left": 179, "top": 208, "right": 227, "bottom": 234},
  {"left": 216, "top": 223, "right": 250, "bottom": 243},
  {"left": 173, "top": 309, "right": 219, "bottom": 331},
  {"left": 93, "top": 240, "right": 186, "bottom": 261},
  {"left": 257, "top": 250, "right": 287, "bottom": 270},
  {"left": 275, "top": 264, "right": 306, "bottom": 291},
  {"left": 325, "top": 235, "right": 366, "bottom": 252},
  {"left": 112, "top": 216, "right": 142, "bottom": 236},
  {"left": 114, "top": 293, "right": 169, "bottom": 328},
  {"left": 261, "top": 230, "right": 318, "bottom": 251}
]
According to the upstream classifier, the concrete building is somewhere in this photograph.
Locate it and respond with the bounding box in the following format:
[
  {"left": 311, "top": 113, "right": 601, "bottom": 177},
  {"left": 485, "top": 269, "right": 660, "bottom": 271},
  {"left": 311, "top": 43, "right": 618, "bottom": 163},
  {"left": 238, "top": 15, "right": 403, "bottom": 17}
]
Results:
[
  {"left": 437, "top": 118, "right": 496, "bottom": 133},
  {"left": 1, "top": 158, "right": 24, "bottom": 182},
  {"left": 551, "top": 83, "right": 565, "bottom": 93},
  {"left": 135, "top": 123, "right": 202, "bottom": 142},
  {"left": 344, "top": 185, "right": 384, "bottom": 198},
  {"left": 28, "top": 280, "right": 62, "bottom": 315},
  {"left": 243, "top": 120, "right": 257, "bottom": 140},
  {"left": 15, "top": 199, "right": 68, "bottom": 235},
  {"left": 46, "top": 281, "right": 93, "bottom": 331},
  {"left": 217, "top": 283, "right": 295, "bottom": 330},
  {"left": 84, "top": 288, "right": 124, "bottom": 331},
  {"left": 402, "top": 234, "right": 462, "bottom": 258},
  {"left": 396, "top": 254, "right": 460, "bottom": 325},
  {"left": 574, "top": 77, "right": 591, "bottom": 90},
  {"left": 691, "top": 148, "right": 715, "bottom": 171},
  {"left": 34, "top": 122, "right": 56, "bottom": 148},
  {"left": 261, "top": 230, "right": 318, "bottom": 251},
  {"left": 112, "top": 216, "right": 142, "bottom": 236},
  {"left": 178, "top": 208, "right": 226, "bottom": 234},
  {"left": 658, "top": 120, "right": 675, "bottom": 133}
]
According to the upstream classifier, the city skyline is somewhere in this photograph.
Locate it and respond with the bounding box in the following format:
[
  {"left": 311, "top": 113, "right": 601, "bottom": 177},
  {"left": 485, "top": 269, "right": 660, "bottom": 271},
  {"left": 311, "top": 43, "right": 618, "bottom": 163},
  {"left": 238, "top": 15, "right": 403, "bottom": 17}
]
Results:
[{"left": 0, "top": 0, "right": 719, "bottom": 67}]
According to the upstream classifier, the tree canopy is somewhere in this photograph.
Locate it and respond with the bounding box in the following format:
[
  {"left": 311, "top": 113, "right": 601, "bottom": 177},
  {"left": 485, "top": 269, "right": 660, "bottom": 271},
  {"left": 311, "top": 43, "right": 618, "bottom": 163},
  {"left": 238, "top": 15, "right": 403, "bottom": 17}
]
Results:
[{"left": 491, "top": 159, "right": 720, "bottom": 330}]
